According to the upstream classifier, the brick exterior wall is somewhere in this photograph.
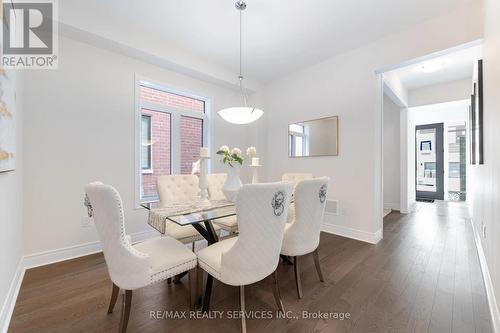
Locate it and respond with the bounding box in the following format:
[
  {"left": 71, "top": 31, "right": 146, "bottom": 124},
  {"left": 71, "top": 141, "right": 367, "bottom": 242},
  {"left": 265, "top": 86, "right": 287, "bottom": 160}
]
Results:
[
  {"left": 180, "top": 116, "right": 203, "bottom": 174},
  {"left": 141, "top": 109, "right": 171, "bottom": 198},
  {"left": 140, "top": 86, "right": 204, "bottom": 112},
  {"left": 140, "top": 85, "right": 204, "bottom": 199}
]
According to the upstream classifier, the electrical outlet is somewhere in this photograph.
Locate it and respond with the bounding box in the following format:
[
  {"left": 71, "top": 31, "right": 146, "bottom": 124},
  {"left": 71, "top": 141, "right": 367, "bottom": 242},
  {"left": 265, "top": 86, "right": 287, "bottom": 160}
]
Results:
[{"left": 81, "top": 216, "right": 93, "bottom": 228}]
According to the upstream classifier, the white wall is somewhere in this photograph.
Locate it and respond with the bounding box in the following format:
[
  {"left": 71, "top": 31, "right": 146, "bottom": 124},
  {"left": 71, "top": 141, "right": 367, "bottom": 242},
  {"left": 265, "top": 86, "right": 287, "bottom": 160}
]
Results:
[
  {"left": 468, "top": 0, "right": 500, "bottom": 329},
  {"left": 21, "top": 36, "right": 263, "bottom": 255},
  {"left": 408, "top": 78, "right": 472, "bottom": 107},
  {"left": 0, "top": 71, "right": 23, "bottom": 326},
  {"left": 263, "top": 1, "right": 482, "bottom": 243},
  {"left": 383, "top": 95, "right": 400, "bottom": 210}
]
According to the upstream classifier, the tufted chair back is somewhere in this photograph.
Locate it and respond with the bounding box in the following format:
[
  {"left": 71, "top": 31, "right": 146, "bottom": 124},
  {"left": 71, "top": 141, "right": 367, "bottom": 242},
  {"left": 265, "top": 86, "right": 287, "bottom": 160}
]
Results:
[
  {"left": 282, "top": 173, "right": 313, "bottom": 190},
  {"left": 281, "top": 177, "right": 330, "bottom": 256},
  {"left": 157, "top": 175, "right": 199, "bottom": 205},
  {"left": 221, "top": 182, "right": 293, "bottom": 286},
  {"left": 207, "top": 173, "right": 227, "bottom": 200},
  {"left": 84, "top": 182, "right": 149, "bottom": 290}
]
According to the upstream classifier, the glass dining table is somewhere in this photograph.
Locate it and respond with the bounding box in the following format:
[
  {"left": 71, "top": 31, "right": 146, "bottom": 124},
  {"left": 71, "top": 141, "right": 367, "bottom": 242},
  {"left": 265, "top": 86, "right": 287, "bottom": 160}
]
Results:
[
  {"left": 141, "top": 199, "right": 236, "bottom": 311},
  {"left": 141, "top": 199, "right": 235, "bottom": 243}
]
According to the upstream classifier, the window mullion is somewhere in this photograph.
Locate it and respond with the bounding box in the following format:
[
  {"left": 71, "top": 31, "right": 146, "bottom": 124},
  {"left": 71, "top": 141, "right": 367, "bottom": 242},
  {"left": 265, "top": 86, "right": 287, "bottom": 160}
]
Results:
[{"left": 171, "top": 112, "right": 181, "bottom": 174}]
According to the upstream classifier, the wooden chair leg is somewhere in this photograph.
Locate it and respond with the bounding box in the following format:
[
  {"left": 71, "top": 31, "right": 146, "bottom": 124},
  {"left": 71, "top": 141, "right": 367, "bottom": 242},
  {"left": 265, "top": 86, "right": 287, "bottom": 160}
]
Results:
[
  {"left": 119, "top": 290, "right": 132, "bottom": 333},
  {"left": 188, "top": 268, "right": 197, "bottom": 310},
  {"left": 197, "top": 267, "right": 204, "bottom": 306},
  {"left": 312, "top": 248, "right": 325, "bottom": 282},
  {"left": 270, "top": 270, "right": 285, "bottom": 313},
  {"left": 239, "top": 286, "right": 247, "bottom": 333},
  {"left": 293, "top": 256, "right": 303, "bottom": 299},
  {"left": 107, "top": 283, "right": 120, "bottom": 314}
]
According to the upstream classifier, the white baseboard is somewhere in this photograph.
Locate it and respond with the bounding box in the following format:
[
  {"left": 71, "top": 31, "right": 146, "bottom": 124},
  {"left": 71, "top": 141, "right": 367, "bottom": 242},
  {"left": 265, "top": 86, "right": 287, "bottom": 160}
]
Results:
[
  {"left": 23, "top": 240, "right": 102, "bottom": 270},
  {"left": 383, "top": 202, "right": 400, "bottom": 211},
  {"left": 400, "top": 201, "right": 416, "bottom": 214},
  {"left": 0, "top": 228, "right": 158, "bottom": 333},
  {"left": 0, "top": 260, "right": 25, "bottom": 333},
  {"left": 23, "top": 229, "right": 158, "bottom": 270},
  {"left": 321, "top": 222, "right": 383, "bottom": 244},
  {"left": 470, "top": 219, "right": 500, "bottom": 333}
]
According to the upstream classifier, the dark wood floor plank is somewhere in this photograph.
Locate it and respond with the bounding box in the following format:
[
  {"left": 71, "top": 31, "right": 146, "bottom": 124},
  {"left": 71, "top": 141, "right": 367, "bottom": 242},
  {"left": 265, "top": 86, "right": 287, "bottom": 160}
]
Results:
[
  {"left": 427, "top": 215, "right": 458, "bottom": 333},
  {"left": 8, "top": 202, "right": 493, "bottom": 333},
  {"left": 452, "top": 218, "right": 475, "bottom": 333}
]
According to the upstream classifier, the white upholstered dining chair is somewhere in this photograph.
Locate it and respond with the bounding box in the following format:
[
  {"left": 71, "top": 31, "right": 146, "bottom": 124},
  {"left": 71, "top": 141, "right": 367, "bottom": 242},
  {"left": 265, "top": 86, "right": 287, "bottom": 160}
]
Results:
[
  {"left": 85, "top": 182, "right": 197, "bottom": 333},
  {"left": 197, "top": 182, "right": 293, "bottom": 333},
  {"left": 281, "top": 173, "right": 313, "bottom": 223},
  {"left": 280, "top": 177, "right": 330, "bottom": 298},
  {"left": 207, "top": 173, "right": 238, "bottom": 233}
]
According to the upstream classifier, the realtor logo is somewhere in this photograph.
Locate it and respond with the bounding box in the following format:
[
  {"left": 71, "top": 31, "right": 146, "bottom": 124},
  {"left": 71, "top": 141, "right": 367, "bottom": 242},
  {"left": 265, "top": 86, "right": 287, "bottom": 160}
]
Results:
[{"left": 1, "top": 0, "right": 58, "bottom": 69}]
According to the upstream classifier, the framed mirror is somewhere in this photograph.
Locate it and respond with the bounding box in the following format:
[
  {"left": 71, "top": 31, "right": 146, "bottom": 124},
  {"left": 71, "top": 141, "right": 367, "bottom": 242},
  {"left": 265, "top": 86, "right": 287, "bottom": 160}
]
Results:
[{"left": 288, "top": 116, "right": 339, "bottom": 157}]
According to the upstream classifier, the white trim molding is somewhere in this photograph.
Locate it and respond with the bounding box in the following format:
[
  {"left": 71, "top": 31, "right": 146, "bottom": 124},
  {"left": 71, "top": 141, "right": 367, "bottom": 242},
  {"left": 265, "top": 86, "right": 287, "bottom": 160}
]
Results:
[
  {"left": 384, "top": 202, "right": 400, "bottom": 211},
  {"left": 321, "top": 222, "right": 383, "bottom": 245},
  {"left": 470, "top": 219, "right": 500, "bottom": 333},
  {"left": 23, "top": 229, "right": 158, "bottom": 270},
  {"left": 0, "top": 261, "right": 25, "bottom": 333},
  {"left": 0, "top": 229, "right": 158, "bottom": 333},
  {"left": 400, "top": 202, "right": 416, "bottom": 214}
]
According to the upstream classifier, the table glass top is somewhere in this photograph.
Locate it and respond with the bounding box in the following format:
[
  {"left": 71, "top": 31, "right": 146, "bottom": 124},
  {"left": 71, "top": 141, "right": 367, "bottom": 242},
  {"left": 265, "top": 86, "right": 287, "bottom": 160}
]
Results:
[{"left": 142, "top": 199, "right": 236, "bottom": 226}]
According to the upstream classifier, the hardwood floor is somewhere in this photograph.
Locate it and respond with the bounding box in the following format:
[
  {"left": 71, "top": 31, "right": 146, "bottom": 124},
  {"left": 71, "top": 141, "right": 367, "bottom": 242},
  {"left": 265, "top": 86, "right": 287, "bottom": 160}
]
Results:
[{"left": 8, "top": 201, "right": 492, "bottom": 332}]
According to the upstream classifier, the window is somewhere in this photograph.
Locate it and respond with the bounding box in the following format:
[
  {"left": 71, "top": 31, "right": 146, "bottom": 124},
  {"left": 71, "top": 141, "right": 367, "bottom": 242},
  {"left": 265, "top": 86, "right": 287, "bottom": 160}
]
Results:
[
  {"left": 424, "top": 162, "right": 436, "bottom": 178},
  {"left": 289, "top": 124, "right": 306, "bottom": 157},
  {"left": 141, "top": 115, "right": 152, "bottom": 171},
  {"left": 136, "top": 79, "right": 209, "bottom": 203},
  {"left": 448, "top": 162, "right": 460, "bottom": 178}
]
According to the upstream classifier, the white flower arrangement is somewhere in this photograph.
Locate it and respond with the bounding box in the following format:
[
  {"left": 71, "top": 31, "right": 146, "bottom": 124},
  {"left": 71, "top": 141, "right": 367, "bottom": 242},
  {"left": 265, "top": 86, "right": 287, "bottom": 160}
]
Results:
[
  {"left": 217, "top": 145, "right": 244, "bottom": 167},
  {"left": 231, "top": 147, "right": 242, "bottom": 157}
]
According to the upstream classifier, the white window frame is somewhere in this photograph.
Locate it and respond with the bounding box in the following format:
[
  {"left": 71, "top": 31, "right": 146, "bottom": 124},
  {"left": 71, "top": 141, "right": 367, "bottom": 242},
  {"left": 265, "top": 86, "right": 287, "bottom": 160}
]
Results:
[
  {"left": 289, "top": 125, "right": 306, "bottom": 157},
  {"left": 134, "top": 75, "right": 212, "bottom": 207},
  {"left": 141, "top": 114, "right": 153, "bottom": 174}
]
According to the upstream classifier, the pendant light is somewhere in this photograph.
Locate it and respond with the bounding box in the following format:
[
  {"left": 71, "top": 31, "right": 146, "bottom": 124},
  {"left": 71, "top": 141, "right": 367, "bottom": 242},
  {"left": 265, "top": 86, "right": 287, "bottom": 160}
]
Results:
[{"left": 218, "top": 0, "right": 263, "bottom": 125}]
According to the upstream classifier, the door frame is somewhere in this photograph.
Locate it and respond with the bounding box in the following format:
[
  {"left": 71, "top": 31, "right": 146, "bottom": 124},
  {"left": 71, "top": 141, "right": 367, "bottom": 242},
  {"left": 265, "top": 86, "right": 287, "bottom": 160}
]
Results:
[{"left": 415, "top": 123, "right": 444, "bottom": 200}]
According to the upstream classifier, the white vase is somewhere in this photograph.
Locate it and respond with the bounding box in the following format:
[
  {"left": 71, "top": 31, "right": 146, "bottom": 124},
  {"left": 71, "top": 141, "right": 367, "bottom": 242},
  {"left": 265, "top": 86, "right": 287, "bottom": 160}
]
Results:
[{"left": 223, "top": 164, "right": 243, "bottom": 202}]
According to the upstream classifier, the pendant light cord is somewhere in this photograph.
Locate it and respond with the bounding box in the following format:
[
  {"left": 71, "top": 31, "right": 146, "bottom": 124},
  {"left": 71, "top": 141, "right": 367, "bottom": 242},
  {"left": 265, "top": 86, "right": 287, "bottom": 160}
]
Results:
[
  {"left": 238, "top": 5, "right": 251, "bottom": 109},
  {"left": 239, "top": 8, "right": 242, "bottom": 79}
]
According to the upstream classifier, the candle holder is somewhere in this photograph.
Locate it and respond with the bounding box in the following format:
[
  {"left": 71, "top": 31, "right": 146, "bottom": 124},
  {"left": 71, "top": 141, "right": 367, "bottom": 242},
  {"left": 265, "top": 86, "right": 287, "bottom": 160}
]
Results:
[
  {"left": 198, "top": 147, "right": 211, "bottom": 207},
  {"left": 198, "top": 155, "right": 211, "bottom": 207},
  {"left": 249, "top": 163, "right": 261, "bottom": 184}
]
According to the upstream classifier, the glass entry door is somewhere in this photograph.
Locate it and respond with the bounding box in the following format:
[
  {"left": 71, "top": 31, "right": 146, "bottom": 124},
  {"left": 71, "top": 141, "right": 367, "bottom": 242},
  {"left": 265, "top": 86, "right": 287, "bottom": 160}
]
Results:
[{"left": 416, "top": 123, "right": 444, "bottom": 200}]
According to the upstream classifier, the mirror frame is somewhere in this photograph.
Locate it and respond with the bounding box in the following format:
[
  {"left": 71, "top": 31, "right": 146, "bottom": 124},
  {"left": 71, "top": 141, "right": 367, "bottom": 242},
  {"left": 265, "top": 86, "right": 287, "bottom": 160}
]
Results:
[{"left": 288, "top": 115, "right": 339, "bottom": 158}]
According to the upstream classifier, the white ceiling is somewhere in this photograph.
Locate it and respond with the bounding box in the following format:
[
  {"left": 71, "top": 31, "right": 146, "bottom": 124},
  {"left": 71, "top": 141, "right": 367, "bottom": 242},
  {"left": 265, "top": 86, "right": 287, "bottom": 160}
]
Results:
[
  {"left": 392, "top": 46, "right": 479, "bottom": 90},
  {"left": 60, "top": 0, "right": 475, "bottom": 83}
]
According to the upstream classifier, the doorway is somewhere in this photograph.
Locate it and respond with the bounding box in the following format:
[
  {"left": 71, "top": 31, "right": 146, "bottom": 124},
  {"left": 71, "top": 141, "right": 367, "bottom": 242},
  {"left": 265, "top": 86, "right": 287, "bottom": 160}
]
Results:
[{"left": 416, "top": 123, "right": 444, "bottom": 201}]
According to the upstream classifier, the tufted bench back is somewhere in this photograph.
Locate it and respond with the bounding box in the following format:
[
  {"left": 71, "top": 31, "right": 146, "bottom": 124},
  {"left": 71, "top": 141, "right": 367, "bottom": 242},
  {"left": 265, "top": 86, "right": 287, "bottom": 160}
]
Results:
[
  {"left": 157, "top": 175, "right": 199, "bottom": 205},
  {"left": 207, "top": 173, "right": 227, "bottom": 200}
]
